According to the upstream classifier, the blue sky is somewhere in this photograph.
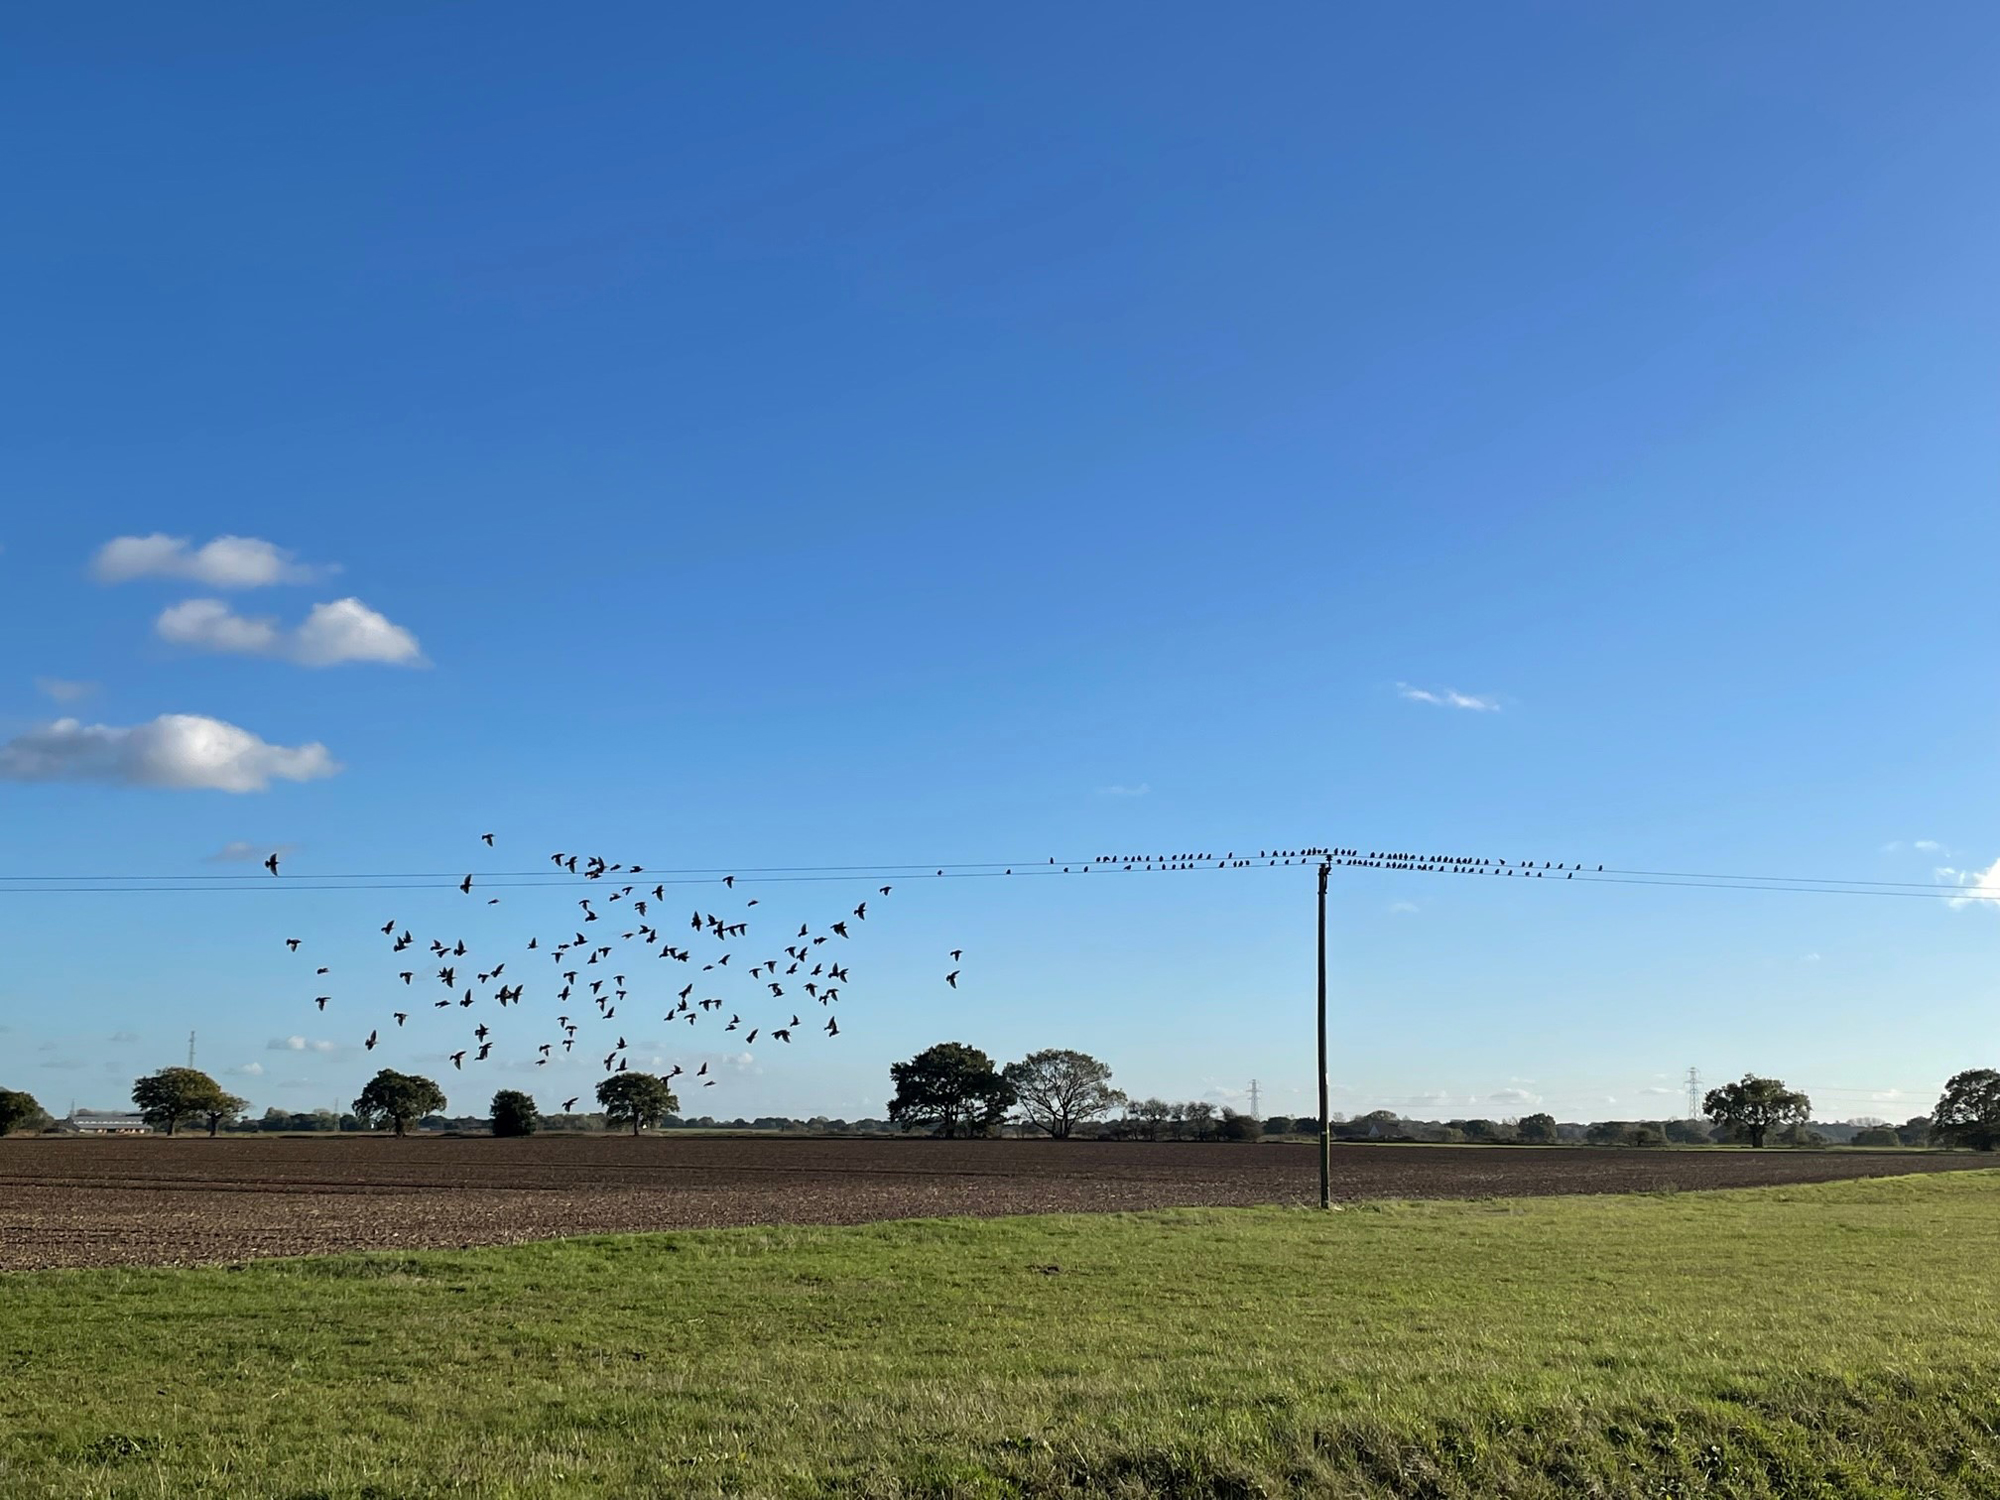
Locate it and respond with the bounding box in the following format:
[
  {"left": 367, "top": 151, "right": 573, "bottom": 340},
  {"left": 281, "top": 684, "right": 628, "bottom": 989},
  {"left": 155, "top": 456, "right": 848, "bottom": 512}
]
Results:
[{"left": 3, "top": 4, "right": 1997, "bottom": 1125}]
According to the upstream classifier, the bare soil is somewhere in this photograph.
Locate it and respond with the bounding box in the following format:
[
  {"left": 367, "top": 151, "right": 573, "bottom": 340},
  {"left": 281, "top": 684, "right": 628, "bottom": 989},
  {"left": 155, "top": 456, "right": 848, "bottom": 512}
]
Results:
[{"left": 0, "top": 1136, "right": 1985, "bottom": 1271}]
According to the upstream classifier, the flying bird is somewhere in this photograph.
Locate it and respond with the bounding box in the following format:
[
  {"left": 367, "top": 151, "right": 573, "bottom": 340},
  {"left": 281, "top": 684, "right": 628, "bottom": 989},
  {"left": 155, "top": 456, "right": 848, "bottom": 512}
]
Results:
[
  {"left": 265, "top": 853, "right": 281, "bottom": 876},
  {"left": 285, "top": 938, "right": 301, "bottom": 952},
  {"left": 481, "top": 833, "right": 495, "bottom": 846},
  {"left": 460, "top": 874, "right": 474, "bottom": 894}
]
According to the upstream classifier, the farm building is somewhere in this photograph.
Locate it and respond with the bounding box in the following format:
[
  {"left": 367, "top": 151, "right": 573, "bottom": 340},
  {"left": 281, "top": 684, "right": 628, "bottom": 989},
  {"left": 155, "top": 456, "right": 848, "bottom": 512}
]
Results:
[{"left": 69, "top": 1111, "right": 152, "bottom": 1135}]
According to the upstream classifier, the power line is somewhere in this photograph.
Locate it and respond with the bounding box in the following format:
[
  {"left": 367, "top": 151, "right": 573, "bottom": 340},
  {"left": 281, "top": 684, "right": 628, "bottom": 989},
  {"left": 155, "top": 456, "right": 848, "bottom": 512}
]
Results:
[{"left": 0, "top": 849, "right": 1992, "bottom": 902}]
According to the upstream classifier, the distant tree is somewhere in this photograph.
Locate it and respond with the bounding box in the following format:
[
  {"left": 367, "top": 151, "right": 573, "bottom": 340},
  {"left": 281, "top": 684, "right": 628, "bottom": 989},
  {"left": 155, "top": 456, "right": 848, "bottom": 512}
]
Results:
[
  {"left": 1584, "top": 1120, "right": 1627, "bottom": 1146},
  {"left": 1896, "top": 1116, "right": 1933, "bottom": 1147},
  {"left": 132, "top": 1067, "right": 232, "bottom": 1137},
  {"left": 888, "top": 1043, "right": 1015, "bottom": 1138},
  {"left": 1663, "top": 1118, "right": 1713, "bottom": 1145},
  {"left": 1624, "top": 1124, "right": 1665, "bottom": 1148},
  {"left": 0, "top": 1088, "right": 49, "bottom": 1136},
  {"left": 1001, "top": 1049, "right": 1125, "bottom": 1139},
  {"left": 1128, "top": 1098, "right": 1171, "bottom": 1141},
  {"left": 490, "top": 1089, "right": 539, "bottom": 1138},
  {"left": 1703, "top": 1075, "right": 1811, "bottom": 1149},
  {"left": 1219, "top": 1111, "right": 1262, "bottom": 1142},
  {"left": 202, "top": 1092, "right": 249, "bottom": 1138},
  {"left": 1516, "top": 1112, "right": 1558, "bottom": 1144},
  {"left": 1776, "top": 1123, "right": 1827, "bottom": 1147},
  {"left": 1338, "top": 1110, "right": 1402, "bottom": 1140},
  {"left": 1452, "top": 1118, "right": 1504, "bottom": 1141},
  {"left": 1184, "top": 1101, "right": 1217, "bottom": 1140},
  {"left": 1929, "top": 1069, "right": 2000, "bottom": 1151},
  {"left": 352, "top": 1070, "right": 447, "bottom": 1137},
  {"left": 1850, "top": 1127, "right": 1902, "bottom": 1147},
  {"left": 596, "top": 1073, "right": 679, "bottom": 1135},
  {"left": 1262, "top": 1117, "right": 1296, "bottom": 1137}
]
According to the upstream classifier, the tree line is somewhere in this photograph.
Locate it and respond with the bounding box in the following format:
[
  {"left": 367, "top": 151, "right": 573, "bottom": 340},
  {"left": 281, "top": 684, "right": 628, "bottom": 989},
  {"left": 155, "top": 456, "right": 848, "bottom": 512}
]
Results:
[{"left": 3, "top": 1064, "right": 1998, "bottom": 1150}]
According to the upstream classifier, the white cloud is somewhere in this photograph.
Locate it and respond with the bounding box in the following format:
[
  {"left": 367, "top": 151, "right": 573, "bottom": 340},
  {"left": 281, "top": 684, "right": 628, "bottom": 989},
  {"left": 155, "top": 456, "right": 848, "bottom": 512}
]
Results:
[
  {"left": 268, "top": 1036, "right": 340, "bottom": 1053},
  {"left": 156, "top": 597, "right": 424, "bottom": 667},
  {"left": 1938, "top": 858, "right": 2000, "bottom": 912},
  {"left": 292, "top": 599, "right": 424, "bottom": 666},
  {"left": 156, "top": 599, "right": 283, "bottom": 656},
  {"left": 1636, "top": 1085, "right": 1679, "bottom": 1097},
  {"left": 1097, "top": 783, "right": 1151, "bottom": 797},
  {"left": 1387, "top": 901, "right": 1419, "bottom": 915},
  {"left": 0, "top": 715, "right": 339, "bottom": 793},
  {"left": 1801, "top": 952, "right": 1822, "bottom": 963},
  {"left": 107, "top": 1030, "right": 139, "bottom": 1043},
  {"left": 228, "top": 1062, "right": 266, "bottom": 1077},
  {"left": 93, "top": 534, "right": 326, "bottom": 588},
  {"left": 206, "top": 839, "right": 299, "bottom": 863},
  {"left": 1915, "top": 840, "right": 1945, "bottom": 853},
  {"left": 1396, "top": 683, "right": 1500, "bottom": 712},
  {"left": 33, "top": 677, "right": 97, "bottom": 703},
  {"left": 1489, "top": 1087, "right": 1541, "bottom": 1107}
]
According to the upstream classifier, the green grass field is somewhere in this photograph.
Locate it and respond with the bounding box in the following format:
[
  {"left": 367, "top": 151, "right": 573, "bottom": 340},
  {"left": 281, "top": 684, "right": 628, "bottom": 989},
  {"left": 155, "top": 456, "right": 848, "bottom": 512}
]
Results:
[{"left": 4, "top": 1172, "right": 1997, "bottom": 1498}]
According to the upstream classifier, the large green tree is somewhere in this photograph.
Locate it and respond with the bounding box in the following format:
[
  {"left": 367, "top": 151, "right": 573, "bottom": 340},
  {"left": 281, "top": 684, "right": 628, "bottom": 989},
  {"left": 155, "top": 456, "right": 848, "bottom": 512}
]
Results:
[
  {"left": 352, "top": 1069, "right": 447, "bottom": 1137},
  {"left": 1929, "top": 1069, "right": 2000, "bottom": 1151},
  {"left": 888, "top": 1042, "right": 1015, "bottom": 1138},
  {"left": 1001, "top": 1049, "right": 1125, "bottom": 1139},
  {"left": 0, "top": 1088, "right": 49, "bottom": 1136},
  {"left": 132, "top": 1067, "right": 232, "bottom": 1137},
  {"left": 596, "top": 1073, "right": 678, "bottom": 1135},
  {"left": 1703, "top": 1075, "right": 1811, "bottom": 1149},
  {"left": 490, "top": 1089, "right": 540, "bottom": 1138}
]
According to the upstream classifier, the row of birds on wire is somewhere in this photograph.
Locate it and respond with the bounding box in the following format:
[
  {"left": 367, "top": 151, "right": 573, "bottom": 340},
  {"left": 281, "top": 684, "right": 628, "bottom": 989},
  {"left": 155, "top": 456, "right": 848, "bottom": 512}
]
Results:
[
  {"left": 1080, "top": 848, "right": 1604, "bottom": 877},
  {"left": 277, "top": 835, "right": 969, "bottom": 1100}
]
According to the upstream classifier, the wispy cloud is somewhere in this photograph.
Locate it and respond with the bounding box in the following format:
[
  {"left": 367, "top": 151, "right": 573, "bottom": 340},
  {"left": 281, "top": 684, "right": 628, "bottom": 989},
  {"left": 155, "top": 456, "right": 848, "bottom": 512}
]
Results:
[
  {"left": 33, "top": 677, "right": 97, "bottom": 703},
  {"left": 207, "top": 839, "right": 300, "bottom": 864},
  {"left": 1387, "top": 900, "right": 1419, "bottom": 915},
  {"left": 1097, "top": 783, "right": 1151, "bottom": 797},
  {"left": 93, "top": 534, "right": 329, "bottom": 588},
  {"left": 0, "top": 715, "right": 339, "bottom": 793},
  {"left": 1883, "top": 839, "right": 1949, "bottom": 855},
  {"left": 1396, "top": 683, "right": 1500, "bottom": 712},
  {"left": 267, "top": 1036, "right": 341, "bottom": 1054},
  {"left": 156, "top": 597, "right": 425, "bottom": 667},
  {"left": 107, "top": 1030, "right": 139, "bottom": 1044},
  {"left": 1488, "top": 1086, "right": 1541, "bottom": 1107},
  {"left": 227, "top": 1062, "right": 266, "bottom": 1077},
  {"left": 1938, "top": 856, "right": 2000, "bottom": 912}
]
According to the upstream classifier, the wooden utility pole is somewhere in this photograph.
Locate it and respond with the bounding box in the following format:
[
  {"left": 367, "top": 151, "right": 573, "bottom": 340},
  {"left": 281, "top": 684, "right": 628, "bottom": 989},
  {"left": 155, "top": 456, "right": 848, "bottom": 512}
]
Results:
[{"left": 1316, "top": 860, "right": 1331, "bottom": 1209}]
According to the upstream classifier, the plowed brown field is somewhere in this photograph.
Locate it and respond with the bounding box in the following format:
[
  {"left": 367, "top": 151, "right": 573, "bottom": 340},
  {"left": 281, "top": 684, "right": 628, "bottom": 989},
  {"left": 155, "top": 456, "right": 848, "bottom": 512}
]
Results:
[{"left": 0, "top": 1136, "right": 1984, "bottom": 1271}]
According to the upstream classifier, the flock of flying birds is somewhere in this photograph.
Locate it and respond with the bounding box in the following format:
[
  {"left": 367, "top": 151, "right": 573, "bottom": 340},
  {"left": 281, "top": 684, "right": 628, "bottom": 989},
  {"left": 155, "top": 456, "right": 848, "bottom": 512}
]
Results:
[
  {"left": 272, "top": 838, "right": 1599, "bottom": 1106},
  {"left": 273, "top": 838, "right": 966, "bottom": 1105}
]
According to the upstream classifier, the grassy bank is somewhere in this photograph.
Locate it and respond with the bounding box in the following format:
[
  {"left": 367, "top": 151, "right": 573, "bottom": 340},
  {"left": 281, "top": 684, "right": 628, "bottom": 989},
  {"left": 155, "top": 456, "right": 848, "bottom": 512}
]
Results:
[{"left": 3, "top": 1172, "right": 1997, "bottom": 1498}]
